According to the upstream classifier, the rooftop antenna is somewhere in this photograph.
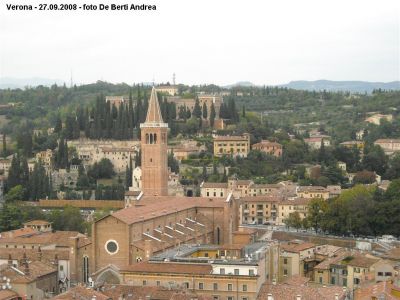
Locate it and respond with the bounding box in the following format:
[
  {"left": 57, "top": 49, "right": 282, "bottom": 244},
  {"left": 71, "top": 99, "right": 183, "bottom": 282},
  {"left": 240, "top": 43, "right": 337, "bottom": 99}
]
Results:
[{"left": 173, "top": 72, "right": 176, "bottom": 85}]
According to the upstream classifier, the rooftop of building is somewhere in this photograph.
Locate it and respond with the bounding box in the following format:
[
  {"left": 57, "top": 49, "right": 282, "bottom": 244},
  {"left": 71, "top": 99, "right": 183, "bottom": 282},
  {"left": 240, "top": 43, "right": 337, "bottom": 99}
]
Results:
[
  {"left": 257, "top": 276, "right": 347, "bottom": 300},
  {"left": 101, "top": 285, "right": 211, "bottom": 300},
  {"left": 240, "top": 196, "right": 283, "bottom": 203},
  {"left": 51, "top": 285, "right": 111, "bottom": 300},
  {"left": 375, "top": 138, "right": 400, "bottom": 143},
  {"left": 0, "top": 230, "right": 85, "bottom": 247},
  {"left": 281, "top": 241, "right": 316, "bottom": 253},
  {"left": 201, "top": 182, "right": 228, "bottom": 189},
  {"left": 213, "top": 135, "right": 249, "bottom": 141},
  {"left": 297, "top": 186, "right": 328, "bottom": 192},
  {"left": 252, "top": 140, "right": 282, "bottom": 147},
  {"left": 341, "top": 254, "right": 379, "bottom": 268},
  {"left": 120, "top": 261, "right": 213, "bottom": 275},
  {"left": 112, "top": 196, "right": 227, "bottom": 225},
  {"left": 0, "top": 260, "right": 57, "bottom": 284},
  {"left": 23, "top": 220, "right": 51, "bottom": 226},
  {"left": 149, "top": 242, "right": 271, "bottom": 265},
  {"left": 354, "top": 281, "right": 400, "bottom": 300}
]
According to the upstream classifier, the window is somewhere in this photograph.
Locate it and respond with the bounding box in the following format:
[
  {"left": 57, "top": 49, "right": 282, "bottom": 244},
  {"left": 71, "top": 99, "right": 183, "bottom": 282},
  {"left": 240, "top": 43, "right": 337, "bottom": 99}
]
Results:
[
  {"left": 385, "top": 272, "right": 392, "bottom": 276},
  {"left": 283, "top": 269, "right": 288, "bottom": 275},
  {"left": 283, "top": 258, "right": 288, "bottom": 264},
  {"left": 183, "top": 282, "right": 189, "bottom": 289},
  {"left": 207, "top": 192, "right": 209, "bottom": 196},
  {"left": 228, "top": 283, "right": 232, "bottom": 291},
  {"left": 242, "top": 285, "right": 247, "bottom": 292},
  {"left": 198, "top": 283, "right": 204, "bottom": 290},
  {"left": 234, "top": 269, "right": 239, "bottom": 275},
  {"left": 228, "top": 297, "right": 234, "bottom": 300},
  {"left": 105, "top": 240, "right": 119, "bottom": 255},
  {"left": 143, "top": 280, "right": 147, "bottom": 286},
  {"left": 156, "top": 281, "right": 160, "bottom": 286},
  {"left": 249, "top": 269, "right": 254, "bottom": 276},
  {"left": 213, "top": 283, "right": 218, "bottom": 291},
  {"left": 220, "top": 268, "right": 225, "bottom": 275},
  {"left": 319, "top": 277, "right": 322, "bottom": 284},
  {"left": 378, "top": 272, "right": 383, "bottom": 276},
  {"left": 60, "top": 265, "right": 64, "bottom": 271},
  {"left": 354, "top": 278, "right": 360, "bottom": 285},
  {"left": 213, "top": 297, "right": 219, "bottom": 300},
  {"left": 342, "top": 278, "right": 347, "bottom": 286},
  {"left": 331, "top": 277, "right": 335, "bottom": 285}
]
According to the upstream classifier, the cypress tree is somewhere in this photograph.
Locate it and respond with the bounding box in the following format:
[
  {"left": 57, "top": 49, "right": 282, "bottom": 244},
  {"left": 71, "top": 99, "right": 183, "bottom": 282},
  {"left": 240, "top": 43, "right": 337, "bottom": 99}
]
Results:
[
  {"left": 2, "top": 133, "right": 6, "bottom": 158},
  {"left": 7, "top": 155, "right": 21, "bottom": 189},
  {"left": 193, "top": 97, "right": 202, "bottom": 118},
  {"left": 54, "top": 114, "right": 62, "bottom": 133},
  {"left": 202, "top": 103, "right": 208, "bottom": 119},
  {"left": 210, "top": 103, "right": 216, "bottom": 128}
]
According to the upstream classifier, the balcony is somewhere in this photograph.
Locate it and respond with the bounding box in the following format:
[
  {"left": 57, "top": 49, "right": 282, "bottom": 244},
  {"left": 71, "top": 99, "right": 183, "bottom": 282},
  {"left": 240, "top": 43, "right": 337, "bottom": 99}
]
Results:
[{"left": 243, "top": 209, "right": 250, "bottom": 214}]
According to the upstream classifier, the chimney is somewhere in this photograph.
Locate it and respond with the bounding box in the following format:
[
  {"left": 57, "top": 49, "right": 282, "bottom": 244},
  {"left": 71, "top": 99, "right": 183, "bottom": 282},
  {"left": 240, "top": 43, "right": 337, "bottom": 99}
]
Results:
[
  {"left": 296, "top": 296, "right": 301, "bottom": 300},
  {"left": 7, "top": 254, "right": 12, "bottom": 267},
  {"left": 38, "top": 246, "right": 42, "bottom": 261},
  {"left": 24, "top": 261, "right": 30, "bottom": 276},
  {"left": 335, "top": 294, "right": 339, "bottom": 300},
  {"left": 267, "top": 294, "right": 273, "bottom": 300}
]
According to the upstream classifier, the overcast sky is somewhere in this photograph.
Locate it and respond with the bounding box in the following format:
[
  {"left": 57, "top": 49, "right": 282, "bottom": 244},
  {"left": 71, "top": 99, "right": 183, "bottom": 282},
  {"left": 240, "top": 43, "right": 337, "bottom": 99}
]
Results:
[{"left": 0, "top": 0, "right": 399, "bottom": 86}]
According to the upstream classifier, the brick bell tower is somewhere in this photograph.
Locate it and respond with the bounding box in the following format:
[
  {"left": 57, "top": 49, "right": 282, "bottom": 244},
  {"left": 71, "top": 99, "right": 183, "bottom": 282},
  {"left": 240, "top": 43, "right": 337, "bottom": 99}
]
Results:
[{"left": 140, "top": 87, "right": 169, "bottom": 196}]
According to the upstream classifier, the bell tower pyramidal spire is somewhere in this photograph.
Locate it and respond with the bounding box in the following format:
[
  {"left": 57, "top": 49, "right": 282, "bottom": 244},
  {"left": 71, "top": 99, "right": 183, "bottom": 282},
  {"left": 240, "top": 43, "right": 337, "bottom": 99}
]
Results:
[{"left": 140, "top": 87, "right": 169, "bottom": 196}]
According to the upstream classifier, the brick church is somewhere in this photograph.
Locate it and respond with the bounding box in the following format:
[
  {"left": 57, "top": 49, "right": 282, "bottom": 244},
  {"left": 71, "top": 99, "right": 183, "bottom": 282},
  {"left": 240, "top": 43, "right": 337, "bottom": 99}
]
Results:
[{"left": 90, "top": 87, "right": 240, "bottom": 285}]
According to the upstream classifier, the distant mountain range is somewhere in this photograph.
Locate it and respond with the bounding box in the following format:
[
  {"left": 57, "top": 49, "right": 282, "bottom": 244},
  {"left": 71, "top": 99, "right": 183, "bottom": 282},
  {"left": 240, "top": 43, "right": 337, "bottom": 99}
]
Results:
[
  {"left": 280, "top": 80, "right": 400, "bottom": 93},
  {"left": 0, "top": 77, "right": 64, "bottom": 89},
  {"left": 1, "top": 77, "right": 399, "bottom": 93}
]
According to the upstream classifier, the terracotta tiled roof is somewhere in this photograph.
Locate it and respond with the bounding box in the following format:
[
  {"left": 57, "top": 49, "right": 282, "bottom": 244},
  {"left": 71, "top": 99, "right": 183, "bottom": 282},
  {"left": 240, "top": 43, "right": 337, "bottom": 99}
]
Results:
[
  {"left": 51, "top": 286, "right": 110, "bottom": 300},
  {"left": 0, "top": 227, "right": 38, "bottom": 238},
  {"left": 23, "top": 220, "right": 50, "bottom": 226},
  {"left": 236, "top": 180, "right": 253, "bottom": 185},
  {"left": 0, "top": 261, "right": 57, "bottom": 284},
  {"left": 354, "top": 281, "right": 399, "bottom": 300},
  {"left": 344, "top": 255, "right": 379, "bottom": 268},
  {"left": 375, "top": 139, "right": 400, "bottom": 144},
  {"left": 202, "top": 182, "right": 228, "bottom": 188},
  {"left": 112, "top": 196, "right": 226, "bottom": 225},
  {"left": 297, "top": 186, "right": 328, "bottom": 192},
  {"left": 120, "top": 262, "right": 212, "bottom": 275},
  {"left": 257, "top": 281, "right": 346, "bottom": 300},
  {"left": 314, "top": 251, "right": 350, "bottom": 270},
  {"left": 101, "top": 285, "right": 211, "bottom": 300},
  {"left": 214, "top": 135, "right": 248, "bottom": 141},
  {"left": 0, "top": 289, "right": 20, "bottom": 300},
  {"left": 0, "top": 248, "right": 70, "bottom": 261},
  {"left": 279, "top": 198, "right": 311, "bottom": 206},
  {"left": 281, "top": 241, "right": 315, "bottom": 253},
  {"left": 240, "top": 196, "right": 283, "bottom": 203},
  {"left": 0, "top": 230, "right": 84, "bottom": 247},
  {"left": 249, "top": 183, "right": 281, "bottom": 189}
]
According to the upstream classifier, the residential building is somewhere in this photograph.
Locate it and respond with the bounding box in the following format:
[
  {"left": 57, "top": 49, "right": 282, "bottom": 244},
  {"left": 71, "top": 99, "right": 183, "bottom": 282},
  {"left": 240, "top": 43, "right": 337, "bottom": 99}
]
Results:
[
  {"left": 240, "top": 196, "right": 281, "bottom": 225},
  {"left": 0, "top": 255, "right": 58, "bottom": 299},
  {"left": 105, "top": 96, "right": 127, "bottom": 109},
  {"left": 304, "top": 137, "right": 331, "bottom": 150},
  {"left": 155, "top": 85, "right": 178, "bottom": 96},
  {"left": 35, "top": 149, "right": 54, "bottom": 170},
  {"left": 279, "top": 241, "right": 316, "bottom": 281},
  {"left": 200, "top": 182, "right": 228, "bottom": 198},
  {"left": 252, "top": 140, "right": 283, "bottom": 157},
  {"left": 0, "top": 159, "right": 11, "bottom": 177},
  {"left": 296, "top": 186, "right": 330, "bottom": 200},
  {"left": 365, "top": 114, "right": 393, "bottom": 125},
  {"left": 213, "top": 134, "right": 250, "bottom": 157},
  {"left": 340, "top": 141, "right": 365, "bottom": 150},
  {"left": 276, "top": 198, "right": 311, "bottom": 226},
  {"left": 374, "top": 139, "right": 400, "bottom": 155}
]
